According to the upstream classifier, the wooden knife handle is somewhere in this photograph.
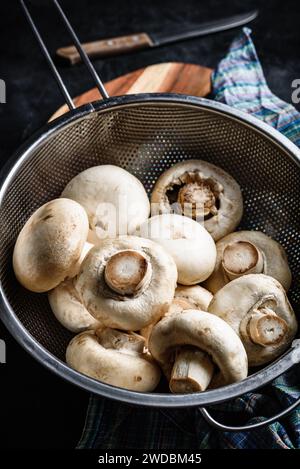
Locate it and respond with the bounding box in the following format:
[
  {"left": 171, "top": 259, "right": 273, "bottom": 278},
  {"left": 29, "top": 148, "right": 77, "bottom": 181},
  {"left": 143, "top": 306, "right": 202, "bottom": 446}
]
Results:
[{"left": 56, "top": 33, "right": 154, "bottom": 65}]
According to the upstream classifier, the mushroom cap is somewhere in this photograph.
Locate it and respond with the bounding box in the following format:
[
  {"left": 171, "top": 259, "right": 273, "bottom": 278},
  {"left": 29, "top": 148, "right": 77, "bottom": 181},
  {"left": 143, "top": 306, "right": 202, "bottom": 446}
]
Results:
[
  {"left": 66, "top": 330, "right": 161, "bottom": 392},
  {"left": 75, "top": 236, "right": 177, "bottom": 331},
  {"left": 175, "top": 285, "right": 213, "bottom": 311},
  {"left": 69, "top": 242, "right": 94, "bottom": 278},
  {"left": 48, "top": 279, "right": 99, "bottom": 333},
  {"left": 13, "top": 198, "right": 89, "bottom": 292},
  {"left": 151, "top": 159, "right": 243, "bottom": 241},
  {"left": 61, "top": 165, "right": 150, "bottom": 238},
  {"left": 149, "top": 309, "right": 248, "bottom": 386},
  {"left": 136, "top": 214, "right": 216, "bottom": 285},
  {"left": 205, "top": 230, "right": 292, "bottom": 293},
  {"left": 208, "top": 274, "right": 298, "bottom": 366}
]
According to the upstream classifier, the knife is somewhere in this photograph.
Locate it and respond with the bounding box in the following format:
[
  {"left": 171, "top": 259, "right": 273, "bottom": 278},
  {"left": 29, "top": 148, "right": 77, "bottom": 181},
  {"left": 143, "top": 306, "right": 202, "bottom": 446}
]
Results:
[{"left": 56, "top": 10, "right": 258, "bottom": 65}]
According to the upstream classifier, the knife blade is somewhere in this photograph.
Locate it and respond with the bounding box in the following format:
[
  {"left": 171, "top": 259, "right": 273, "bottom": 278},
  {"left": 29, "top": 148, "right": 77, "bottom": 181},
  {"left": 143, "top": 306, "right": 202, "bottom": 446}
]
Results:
[{"left": 56, "top": 10, "right": 258, "bottom": 65}]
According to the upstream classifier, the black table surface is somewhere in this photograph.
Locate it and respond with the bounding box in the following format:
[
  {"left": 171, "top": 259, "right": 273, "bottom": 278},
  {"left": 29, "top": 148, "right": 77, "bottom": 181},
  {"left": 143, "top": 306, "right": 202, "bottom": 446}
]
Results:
[{"left": 0, "top": 0, "right": 300, "bottom": 449}]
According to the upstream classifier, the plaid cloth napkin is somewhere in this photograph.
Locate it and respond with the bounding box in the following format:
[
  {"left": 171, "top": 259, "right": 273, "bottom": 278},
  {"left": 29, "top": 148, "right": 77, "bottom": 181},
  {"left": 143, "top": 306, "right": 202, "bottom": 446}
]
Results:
[{"left": 77, "top": 28, "right": 300, "bottom": 450}]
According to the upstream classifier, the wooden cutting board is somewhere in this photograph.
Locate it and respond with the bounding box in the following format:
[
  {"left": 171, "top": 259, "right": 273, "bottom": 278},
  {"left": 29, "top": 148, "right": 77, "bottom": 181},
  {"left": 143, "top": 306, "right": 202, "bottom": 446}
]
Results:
[{"left": 49, "top": 62, "right": 212, "bottom": 121}]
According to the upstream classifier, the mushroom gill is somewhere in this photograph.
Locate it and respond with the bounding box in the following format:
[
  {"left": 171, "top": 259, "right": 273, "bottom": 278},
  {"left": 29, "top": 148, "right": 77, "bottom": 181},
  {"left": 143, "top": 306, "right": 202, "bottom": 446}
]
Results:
[{"left": 173, "top": 172, "right": 222, "bottom": 221}]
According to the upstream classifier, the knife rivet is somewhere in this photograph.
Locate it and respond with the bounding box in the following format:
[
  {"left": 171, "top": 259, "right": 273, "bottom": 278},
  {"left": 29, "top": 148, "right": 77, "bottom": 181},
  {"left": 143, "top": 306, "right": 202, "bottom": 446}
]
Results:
[{"left": 107, "top": 40, "right": 113, "bottom": 46}]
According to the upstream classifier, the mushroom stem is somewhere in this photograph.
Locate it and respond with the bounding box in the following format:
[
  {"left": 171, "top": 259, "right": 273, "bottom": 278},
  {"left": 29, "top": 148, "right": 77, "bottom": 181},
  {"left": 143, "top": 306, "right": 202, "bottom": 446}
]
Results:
[
  {"left": 247, "top": 309, "right": 288, "bottom": 346},
  {"left": 222, "top": 241, "right": 264, "bottom": 281},
  {"left": 169, "top": 346, "right": 214, "bottom": 393},
  {"left": 104, "top": 249, "right": 152, "bottom": 296},
  {"left": 96, "top": 328, "right": 146, "bottom": 354},
  {"left": 177, "top": 179, "right": 218, "bottom": 220}
]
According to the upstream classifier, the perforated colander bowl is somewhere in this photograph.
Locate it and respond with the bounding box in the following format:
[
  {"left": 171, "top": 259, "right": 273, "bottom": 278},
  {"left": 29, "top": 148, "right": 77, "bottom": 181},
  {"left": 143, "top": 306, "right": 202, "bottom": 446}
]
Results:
[{"left": 1, "top": 1, "right": 300, "bottom": 431}]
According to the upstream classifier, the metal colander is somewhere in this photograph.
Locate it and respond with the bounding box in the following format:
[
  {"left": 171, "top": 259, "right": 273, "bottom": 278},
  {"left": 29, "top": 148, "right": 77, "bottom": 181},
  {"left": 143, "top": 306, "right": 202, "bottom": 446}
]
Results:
[{"left": 1, "top": 1, "right": 300, "bottom": 431}]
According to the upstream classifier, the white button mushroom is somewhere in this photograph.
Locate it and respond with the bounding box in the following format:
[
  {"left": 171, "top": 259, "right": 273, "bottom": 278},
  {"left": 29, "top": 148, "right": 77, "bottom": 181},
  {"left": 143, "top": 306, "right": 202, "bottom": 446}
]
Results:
[
  {"left": 13, "top": 198, "right": 89, "bottom": 292},
  {"left": 151, "top": 159, "right": 243, "bottom": 241},
  {"left": 61, "top": 165, "right": 150, "bottom": 240},
  {"left": 175, "top": 285, "right": 213, "bottom": 311},
  {"left": 208, "top": 274, "right": 298, "bottom": 366},
  {"left": 66, "top": 328, "right": 161, "bottom": 392},
  {"left": 205, "top": 230, "right": 292, "bottom": 293},
  {"left": 75, "top": 236, "right": 177, "bottom": 331},
  {"left": 136, "top": 214, "right": 216, "bottom": 285},
  {"left": 149, "top": 308, "right": 248, "bottom": 393}
]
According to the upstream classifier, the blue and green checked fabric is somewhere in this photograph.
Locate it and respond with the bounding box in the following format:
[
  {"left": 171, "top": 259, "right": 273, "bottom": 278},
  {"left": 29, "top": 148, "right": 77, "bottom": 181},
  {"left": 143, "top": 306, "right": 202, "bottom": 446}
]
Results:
[
  {"left": 213, "top": 27, "right": 300, "bottom": 145},
  {"left": 77, "top": 28, "right": 300, "bottom": 450}
]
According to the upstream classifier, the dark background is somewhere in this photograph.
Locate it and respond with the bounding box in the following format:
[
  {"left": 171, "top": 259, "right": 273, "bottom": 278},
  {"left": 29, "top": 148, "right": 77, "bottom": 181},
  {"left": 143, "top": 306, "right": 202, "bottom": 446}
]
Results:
[{"left": 0, "top": 0, "right": 300, "bottom": 449}]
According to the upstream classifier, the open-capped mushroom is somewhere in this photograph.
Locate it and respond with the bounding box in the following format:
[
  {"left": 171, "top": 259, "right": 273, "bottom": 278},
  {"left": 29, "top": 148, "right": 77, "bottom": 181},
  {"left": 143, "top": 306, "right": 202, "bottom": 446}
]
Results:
[
  {"left": 205, "top": 230, "right": 292, "bottom": 293},
  {"left": 151, "top": 159, "right": 243, "bottom": 241},
  {"left": 136, "top": 214, "right": 216, "bottom": 285},
  {"left": 208, "top": 274, "right": 298, "bottom": 366},
  {"left": 62, "top": 165, "right": 150, "bottom": 240},
  {"left": 13, "top": 198, "right": 89, "bottom": 292},
  {"left": 149, "top": 308, "right": 248, "bottom": 393},
  {"left": 66, "top": 328, "right": 161, "bottom": 391},
  {"left": 75, "top": 236, "right": 177, "bottom": 331}
]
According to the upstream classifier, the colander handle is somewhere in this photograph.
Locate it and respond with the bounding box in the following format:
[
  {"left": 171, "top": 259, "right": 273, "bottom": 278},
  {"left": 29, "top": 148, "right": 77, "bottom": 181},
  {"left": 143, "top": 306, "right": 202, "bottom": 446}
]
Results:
[
  {"left": 20, "top": 0, "right": 109, "bottom": 110},
  {"left": 198, "top": 395, "right": 300, "bottom": 432}
]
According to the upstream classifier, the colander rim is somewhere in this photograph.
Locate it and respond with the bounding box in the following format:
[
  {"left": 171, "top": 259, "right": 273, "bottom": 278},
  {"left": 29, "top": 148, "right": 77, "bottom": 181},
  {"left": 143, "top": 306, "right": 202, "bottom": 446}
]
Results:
[{"left": 1, "top": 93, "right": 299, "bottom": 407}]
